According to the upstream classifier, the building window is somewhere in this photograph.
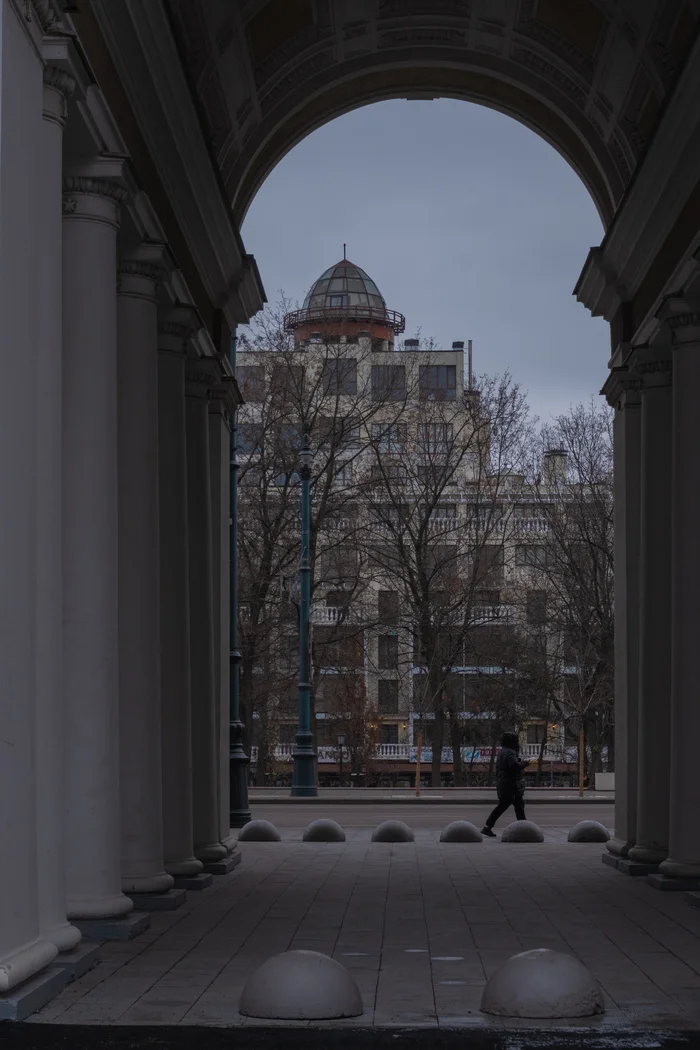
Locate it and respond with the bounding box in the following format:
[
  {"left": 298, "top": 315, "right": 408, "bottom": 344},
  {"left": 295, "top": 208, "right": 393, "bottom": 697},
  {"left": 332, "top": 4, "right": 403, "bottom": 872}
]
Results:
[
  {"left": 418, "top": 422, "right": 453, "bottom": 454},
  {"left": 380, "top": 723, "right": 399, "bottom": 745},
  {"left": 372, "top": 337, "right": 385, "bottom": 352},
  {"left": 526, "top": 723, "right": 546, "bottom": 744},
  {"left": 329, "top": 294, "right": 347, "bottom": 308},
  {"left": 474, "top": 545, "right": 504, "bottom": 584},
  {"left": 237, "top": 423, "right": 263, "bottom": 454},
  {"left": 516, "top": 545, "right": 548, "bottom": 568},
  {"left": 371, "top": 463, "right": 407, "bottom": 483},
  {"left": 371, "top": 422, "right": 406, "bottom": 453},
  {"left": 419, "top": 364, "right": 456, "bottom": 400},
  {"left": 378, "top": 590, "right": 399, "bottom": 626},
  {"left": 371, "top": 364, "right": 405, "bottom": 402},
  {"left": 238, "top": 365, "right": 265, "bottom": 402},
  {"left": 320, "top": 546, "right": 357, "bottom": 581},
  {"left": 378, "top": 634, "right": 399, "bottom": 669},
  {"left": 335, "top": 460, "right": 353, "bottom": 485},
  {"left": 322, "top": 358, "right": 357, "bottom": 395},
  {"left": 378, "top": 680, "right": 399, "bottom": 714},
  {"left": 526, "top": 590, "right": 548, "bottom": 625}
]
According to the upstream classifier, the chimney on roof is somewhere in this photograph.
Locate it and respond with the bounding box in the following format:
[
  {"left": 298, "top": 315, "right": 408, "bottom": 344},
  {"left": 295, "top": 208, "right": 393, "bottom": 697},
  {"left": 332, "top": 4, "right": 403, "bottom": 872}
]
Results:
[
  {"left": 452, "top": 341, "right": 464, "bottom": 349},
  {"left": 543, "top": 449, "right": 568, "bottom": 485}
]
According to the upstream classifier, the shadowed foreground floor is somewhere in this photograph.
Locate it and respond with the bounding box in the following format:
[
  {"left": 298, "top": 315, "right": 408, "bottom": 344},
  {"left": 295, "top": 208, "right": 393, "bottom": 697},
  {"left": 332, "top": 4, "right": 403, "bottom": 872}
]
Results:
[{"left": 20, "top": 819, "right": 700, "bottom": 1035}]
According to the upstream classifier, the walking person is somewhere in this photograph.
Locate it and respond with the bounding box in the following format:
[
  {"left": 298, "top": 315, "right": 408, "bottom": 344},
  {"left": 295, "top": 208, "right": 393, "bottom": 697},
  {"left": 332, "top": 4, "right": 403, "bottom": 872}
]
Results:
[{"left": 481, "top": 731, "right": 531, "bottom": 837}]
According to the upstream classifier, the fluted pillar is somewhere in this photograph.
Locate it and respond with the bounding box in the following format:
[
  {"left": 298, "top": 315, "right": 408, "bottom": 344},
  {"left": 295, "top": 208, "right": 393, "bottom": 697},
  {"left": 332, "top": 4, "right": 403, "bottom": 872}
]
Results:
[
  {"left": 602, "top": 368, "right": 641, "bottom": 858},
  {"left": 35, "top": 67, "right": 81, "bottom": 953},
  {"left": 209, "top": 383, "right": 237, "bottom": 852},
  {"left": 186, "top": 360, "right": 227, "bottom": 862},
  {"left": 627, "top": 347, "right": 672, "bottom": 865},
  {"left": 62, "top": 176, "right": 132, "bottom": 920},
  {"left": 659, "top": 300, "right": 700, "bottom": 879},
  {"left": 158, "top": 311, "right": 203, "bottom": 876},
  {"left": 0, "top": 11, "right": 59, "bottom": 990},
  {"left": 117, "top": 254, "right": 174, "bottom": 894}
]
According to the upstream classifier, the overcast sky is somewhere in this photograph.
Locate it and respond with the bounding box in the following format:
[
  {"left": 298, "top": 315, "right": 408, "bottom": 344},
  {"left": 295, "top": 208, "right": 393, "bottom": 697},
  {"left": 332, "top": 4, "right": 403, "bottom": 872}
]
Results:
[{"left": 241, "top": 98, "right": 609, "bottom": 427}]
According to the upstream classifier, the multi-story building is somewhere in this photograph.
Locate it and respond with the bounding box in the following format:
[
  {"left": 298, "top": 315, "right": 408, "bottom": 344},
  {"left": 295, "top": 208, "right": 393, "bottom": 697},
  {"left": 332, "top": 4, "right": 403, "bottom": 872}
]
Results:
[{"left": 237, "top": 258, "right": 609, "bottom": 787}]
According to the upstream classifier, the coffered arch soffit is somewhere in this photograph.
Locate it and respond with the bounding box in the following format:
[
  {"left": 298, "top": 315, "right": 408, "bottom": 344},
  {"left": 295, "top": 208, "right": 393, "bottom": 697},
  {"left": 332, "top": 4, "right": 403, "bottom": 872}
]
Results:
[{"left": 164, "top": 0, "right": 700, "bottom": 229}]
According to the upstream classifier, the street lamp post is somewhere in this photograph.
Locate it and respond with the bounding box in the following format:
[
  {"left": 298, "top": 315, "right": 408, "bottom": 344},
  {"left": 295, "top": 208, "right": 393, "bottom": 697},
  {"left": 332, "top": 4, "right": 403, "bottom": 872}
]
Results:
[
  {"left": 228, "top": 328, "right": 251, "bottom": 826},
  {"left": 337, "top": 733, "right": 346, "bottom": 788},
  {"left": 291, "top": 432, "right": 318, "bottom": 797}
]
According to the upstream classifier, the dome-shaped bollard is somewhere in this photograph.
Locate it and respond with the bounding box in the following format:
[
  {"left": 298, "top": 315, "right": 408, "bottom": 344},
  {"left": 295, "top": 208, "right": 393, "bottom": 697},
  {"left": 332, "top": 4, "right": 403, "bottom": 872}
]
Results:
[
  {"left": 303, "top": 819, "right": 346, "bottom": 842},
  {"left": 240, "top": 949, "right": 363, "bottom": 1019},
  {"left": 440, "top": 820, "right": 483, "bottom": 843},
  {"left": 500, "top": 820, "right": 544, "bottom": 842},
  {"left": 238, "top": 819, "right": 282, "bottom": 842},
  {"left": 371, "top": 820, "right": 414, "bottom": 843},
  {"left": 481, "top": 948, "right": 604, "bottom": 1018},
  {"left": 568, "top": 820, "right": 611, "bottom": 843}
]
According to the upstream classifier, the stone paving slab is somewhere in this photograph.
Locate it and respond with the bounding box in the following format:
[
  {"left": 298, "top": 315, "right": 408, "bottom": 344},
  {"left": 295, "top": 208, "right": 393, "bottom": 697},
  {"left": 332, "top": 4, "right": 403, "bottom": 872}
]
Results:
[{"left": 27, "top": 827, "right": 700, "bottom": 1032}]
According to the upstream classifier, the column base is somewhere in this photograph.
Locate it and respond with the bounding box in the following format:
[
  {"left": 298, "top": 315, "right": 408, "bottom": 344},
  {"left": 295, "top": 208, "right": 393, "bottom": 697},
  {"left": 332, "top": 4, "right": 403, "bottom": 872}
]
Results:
[
  {"left": 73, "top": 912, "right": 150, "bottom": 942},
  {"left": 617, "top": 857, "right": 660, "bottom": 876},
  {"left": 606, "top": 836, "right": 635, "bottom": 858},
  {"left": 172, "top": 872, "right": 213, "bottom": 891},
  {"left": 627, "top": 844, "right": 667, "bottom": 865},
  {"left": 201, "top": 851, "right": 241, "bottom": 876},
  {"left": 43, "top": 920, "right": 82, "bottom": 954},
  {"left": 165, "top": 855, "right": 203, "bottom": 877},
  {"left": 194, "top": 841, "right": 228, "bottom": 862},
  {"left": 51, "top": 942, "right": 101, "bottom": 981},
  {"left": 67, "top": 892, "right": 134, "bottom": 921},
  {"left": 648, "top": 873, "right": 700, "bottom": 891},
  {"left": 220, "top": 830, "right": 238, "bottom": 853},
  {"left": 121, "top": 870, "right": 174, "bottom": 894},
  {"left": 0, "top": 937, "right": 58, "bottom": 994},
  {"left": 0, "top": 966, "right": 68, "bottom": 1021},
  {"left": 125, "top": 888, "right": 186, "bottom": 911},
  {"left": 658, "top": 857, "right": 700, "bottom": 879}
]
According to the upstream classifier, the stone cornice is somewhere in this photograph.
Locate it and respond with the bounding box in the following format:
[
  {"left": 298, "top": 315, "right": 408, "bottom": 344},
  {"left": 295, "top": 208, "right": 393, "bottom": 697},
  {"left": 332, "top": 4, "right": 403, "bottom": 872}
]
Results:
[
  {"left": 656, "top": 296, "right": 700, "bottom": 344},
  {"left": 601, "top": 367, "right": 641, "bottom": 408},
  {"left": 185, "top": 359, "right": 221, "bottom": 400},
  {"left": 209, "top": 376, "right": 242, "bottom": 419},
  {"left": 118, "top": 259, "right": 168, "bottom": 283},
  {"left": 627, "top": 346, "right": 673, "bottom": 388},
  {"left": 158, "top": 305, "right": 201, "bottom": 355}
]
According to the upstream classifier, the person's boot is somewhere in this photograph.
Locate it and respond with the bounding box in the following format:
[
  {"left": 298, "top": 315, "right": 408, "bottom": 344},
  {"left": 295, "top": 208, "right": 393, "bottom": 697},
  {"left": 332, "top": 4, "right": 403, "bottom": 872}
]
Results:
[{"left": 481, "top": 826, "right": 496, "bottom": 837}]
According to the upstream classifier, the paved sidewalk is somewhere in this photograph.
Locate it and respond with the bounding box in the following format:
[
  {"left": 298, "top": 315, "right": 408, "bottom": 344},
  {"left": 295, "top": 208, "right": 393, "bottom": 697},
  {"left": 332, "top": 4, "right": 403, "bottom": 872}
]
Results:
[
  {"left": 249, "top": 788, "right": 615, "bottom": 804},
  {"left": 29, "top": 825, "right": 700, "bottom": 1032}
]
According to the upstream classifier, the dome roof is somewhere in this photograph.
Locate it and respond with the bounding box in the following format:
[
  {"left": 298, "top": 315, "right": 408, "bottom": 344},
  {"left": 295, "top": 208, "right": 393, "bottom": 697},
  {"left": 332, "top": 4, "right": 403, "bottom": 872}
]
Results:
[
  {"left": 284, "top": 258, "right": 405, "bottom": 334},
  {"left": 302, "top": 259, "right": 387, "bottom": 314}
]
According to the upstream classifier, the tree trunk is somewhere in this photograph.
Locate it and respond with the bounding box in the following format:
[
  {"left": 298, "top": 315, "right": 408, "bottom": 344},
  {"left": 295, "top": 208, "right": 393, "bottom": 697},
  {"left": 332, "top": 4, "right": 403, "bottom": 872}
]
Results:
[
  {"left": 431, "top": 708, "right": 445, "bottom": 787},
  {"left": 450, "top": 710, "right": 463, "bottom": 787}
]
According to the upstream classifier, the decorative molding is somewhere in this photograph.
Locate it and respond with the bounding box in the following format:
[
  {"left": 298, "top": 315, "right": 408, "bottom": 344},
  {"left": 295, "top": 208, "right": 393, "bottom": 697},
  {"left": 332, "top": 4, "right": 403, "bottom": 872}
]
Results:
[
  {"left": 33, "top": 0, "right": 66, "bottom": 34},
  {"left": 666, "top": 312, "right": 700, "bottom": 331},
  {"left": 43, "top": 65, "right": 75, "bottom": 96},
  {"left": 117, "top": 259, "right": 168, "bottom": 283},
  {"left": 62, "top": 176, "right": 129, "bottom": 202},
  {"left": 511, "top": 46, "right": 587, "bottom": 109},
  {"left": 601, "top": 367, "right": 641, "bottom": 408}
]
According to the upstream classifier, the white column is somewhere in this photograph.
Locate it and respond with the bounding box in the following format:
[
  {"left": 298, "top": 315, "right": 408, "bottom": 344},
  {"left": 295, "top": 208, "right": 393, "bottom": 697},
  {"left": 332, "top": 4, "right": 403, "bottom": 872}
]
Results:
[
  {"left": 117, "top": 256, "right": 174, "bottom": 894},
  {"left": 209, "top": 386, "right": 235, "bottom": 851},
  {"left": 35, "top": 65, "right": 81, "bottom": 952},
  {"left": 659, "top": 301, "right": 700, "bottom": 878},
  {"left": 187, "top": 361, "right": 228, "bottom": 862},
  {"left": 62, "top": 176, "right": 132, "bottom": 919},
  {"left": 602, "top": 369, "right": 641, "bottom": 858},
  {"left": 0, "top": 1, "right": 59, "bottom": 990},
  {"left": 628, "top": 348, "right": 672, "bottom": 865},
  {"left": 158, "top": 313, "right": 203, "bottom": 876}
]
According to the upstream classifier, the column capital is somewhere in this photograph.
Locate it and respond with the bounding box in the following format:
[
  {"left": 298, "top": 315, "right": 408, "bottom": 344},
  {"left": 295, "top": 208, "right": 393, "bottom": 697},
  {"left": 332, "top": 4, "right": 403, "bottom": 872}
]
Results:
[
  {"left": 118, "top": 245, "right": 169, "bottom": 304},
  {"left": 601, "top": 367, "right": 641, "bottom": 409},
  {"left": 42, "top": 65, "right": 74, "bottom": 128},
  {"left": 62, "top": 177, "right": 127, "bottom": 228},
  {"left": 627, "top": 346, "right": 673, "bottom": 388},
  {"left": 656, "top": 296, "right": 700, "bottom": 345},
  {"left": 209, "top": 376, "right": 242, "bottom": 424},
  {"left": 158, "top": 305, "right": 201, "bottom": 356},
  {"left": 185, "top": 358, "right": 221, "bottom": 401}
]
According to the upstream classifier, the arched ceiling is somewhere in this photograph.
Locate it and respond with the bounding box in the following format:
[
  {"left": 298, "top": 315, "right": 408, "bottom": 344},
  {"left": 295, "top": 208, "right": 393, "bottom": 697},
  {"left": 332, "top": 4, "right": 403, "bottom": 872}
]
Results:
[{"left": 163, "top": 0, "right": 700, "bottom": 229}]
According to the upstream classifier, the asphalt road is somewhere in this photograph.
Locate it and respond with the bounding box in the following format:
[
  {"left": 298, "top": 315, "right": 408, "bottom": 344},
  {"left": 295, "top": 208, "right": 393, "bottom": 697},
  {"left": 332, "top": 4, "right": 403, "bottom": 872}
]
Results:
[{"left": 250, "top": 802, "right": 613, "bottom": 830}]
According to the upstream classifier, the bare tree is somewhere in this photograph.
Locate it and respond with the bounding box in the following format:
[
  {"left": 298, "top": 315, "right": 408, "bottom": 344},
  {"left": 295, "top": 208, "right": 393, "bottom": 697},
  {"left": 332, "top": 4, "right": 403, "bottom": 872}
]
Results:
[{"left": 362, "top": 363, "right": 534, "bottom": 786}]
